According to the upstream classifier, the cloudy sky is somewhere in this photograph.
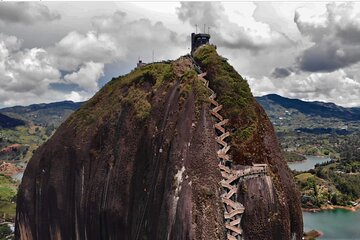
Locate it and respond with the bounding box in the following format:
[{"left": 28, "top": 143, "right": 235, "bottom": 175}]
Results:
[{"left": 1, "top": 2, "right": 360, "bottom": 108}]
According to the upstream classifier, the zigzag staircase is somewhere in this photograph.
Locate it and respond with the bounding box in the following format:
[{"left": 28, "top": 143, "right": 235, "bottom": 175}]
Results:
[
  {"left": 189, "top": 55, "right": 268, "bottom": 240},
  {"left": 198, "top": 71, "right": 244, "bottom": 240}
]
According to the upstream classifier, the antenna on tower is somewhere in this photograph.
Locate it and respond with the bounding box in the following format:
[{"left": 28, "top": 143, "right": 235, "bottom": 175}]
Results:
[
  {"left": 195, "top": 24, "right": 198, "bottom": 34},
  {"left": 204, "top": 24, "right": 206, "bottom": 33},
  {"left": 208, "top": 26, "right": 210, "bottom": 34},
  {"left": 152, "top": 50, "right": 154, "bottom": 62}
]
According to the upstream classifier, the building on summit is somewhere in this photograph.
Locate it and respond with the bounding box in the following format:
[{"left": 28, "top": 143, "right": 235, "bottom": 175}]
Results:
[{"left": 191, "top": 32, "right": 210, "bottom": 54}]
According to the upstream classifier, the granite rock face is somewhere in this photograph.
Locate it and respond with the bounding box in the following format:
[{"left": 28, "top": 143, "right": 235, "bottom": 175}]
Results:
[{"left": 16, "top": 47, "right": 302, "bottom": 240}]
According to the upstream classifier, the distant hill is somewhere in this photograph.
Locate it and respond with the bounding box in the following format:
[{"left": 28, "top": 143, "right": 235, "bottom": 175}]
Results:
[
  {"left": 0, "top": 113, "right": 25, "bottom": 129},
  {"left": 256, "top": 94, "right": 360, "bottom": 121},
  {"left": 0, "top": 101, "right": 83, "bottom": 127}
]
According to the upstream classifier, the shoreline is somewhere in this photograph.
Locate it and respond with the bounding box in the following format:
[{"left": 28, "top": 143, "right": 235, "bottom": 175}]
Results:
[
  {"left": 287, "top": 154, "right": 331, "bottom": 164},
  {"left": 303, "top": 204, "right": 360, "bottom": 212},
  {"left": 287, "top": 160, "right": 306, "bottom": 164},
  {"left": 304, "top": 229, "right": 324, "bottom": 240}
]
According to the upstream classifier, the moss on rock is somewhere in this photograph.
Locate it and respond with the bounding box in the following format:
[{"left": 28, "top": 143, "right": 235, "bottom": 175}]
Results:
[{"left": 193, "top": 45, "right": 258, "bottom": 162}]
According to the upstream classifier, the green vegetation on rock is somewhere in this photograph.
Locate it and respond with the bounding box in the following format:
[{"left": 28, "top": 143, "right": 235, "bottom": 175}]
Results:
[
  {"left": 193, "top": 45, "right": 254, "bottom": 120},
  {"left": 179, "top": 68, "right": 209, "bottom": 107},
  {"left": 68, "top": 62, "right": 176, "bottom": 128},
  {"left": 193, "top": 45, "right": 258, "bottom": 157}
]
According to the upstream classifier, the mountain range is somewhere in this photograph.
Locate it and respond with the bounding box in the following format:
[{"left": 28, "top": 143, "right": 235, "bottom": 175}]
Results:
[
  {"left": 0, "top": 113, "right": 25, "bottom": 129},
  {"left": 256, "top": 94, "right": 360, "bottom": 121},
  {"left": 1, "top": 93, "right": 358, "bottom": 131},
  {"left": 0, "top": 101, "right": 83, "bottom": 127}
]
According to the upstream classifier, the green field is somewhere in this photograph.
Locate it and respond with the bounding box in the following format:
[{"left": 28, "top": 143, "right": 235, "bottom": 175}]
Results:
[{"left": 0, "top": 175, "right": 18, "bottom": 221}]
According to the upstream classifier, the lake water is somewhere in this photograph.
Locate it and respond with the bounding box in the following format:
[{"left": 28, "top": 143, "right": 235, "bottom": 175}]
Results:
[
  {"left": 303, "top": 209, "right": 360, "bottom": 239},
  {"left": 295, "top": 156, "right": 360, "bottom": 239},
  {"left": 288, "top": 155, "right": 330, "bottom": 171}
]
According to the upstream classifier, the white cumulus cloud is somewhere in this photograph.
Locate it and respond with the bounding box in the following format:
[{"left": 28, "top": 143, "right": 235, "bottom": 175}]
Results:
[
  {"left": 295, "top": 2, "right": 360, "bottom": 72},
  {"left": 0, "top": 33, "right": 107, "bottom": 107},
  {"left": 0, "top": 2, "right": 60, "bottom": 25},
  {"left": 50, "top": 31, "right": 122, "bottom": 71},
  {"left": 64, "top": 62, "right": 104, "bottom": 92},
  {"left": 250, "top": 69, "right": 360, "bottom": 107}
]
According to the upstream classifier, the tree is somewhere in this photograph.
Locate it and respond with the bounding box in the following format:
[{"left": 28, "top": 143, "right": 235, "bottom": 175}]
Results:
[{"left": 331, "top": 194, "right": 338, "bottom": 205}]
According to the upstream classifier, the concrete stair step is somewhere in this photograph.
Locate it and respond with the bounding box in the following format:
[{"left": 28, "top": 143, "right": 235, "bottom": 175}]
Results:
[
  {"left": 224, "top": 208, "right": 244, "bottom": 219},
  {"left": 220, "top": 180, "right": 233, "bottom": 190},
  {"left": 230, "top": 218, "right": 241, "bottom": 226},
  {"left": 212, "top": 104, "right": 223, "bottom": 113},
  {"left": 210, "top": 98, "right": 219, "bottom": 106},
  {"left": 217, "top": 131, "right": 230, "bottom": 141},
  {"left": 225, "top": 224, "right": 242, "bottom": 235},
  {"left": 227, "top": 234, "right": 237, "bottom": 240},
  {"left": 219, "top": 164, "right": 231, "bottom": 173},
  {"left": 217, "top": 145, "right": 231, "bottom": 155},
  {"left": 217, "top": 152, "right": 230, "bottom": 161},
  {"left": 222, "top": 187, "right": 237, "bottom": 199},
  {"left": 210, "top": 110, "right": 223, "bottom": 121},
  {"left": 222, "top": 197, "right": 243, "bottom": 210}
]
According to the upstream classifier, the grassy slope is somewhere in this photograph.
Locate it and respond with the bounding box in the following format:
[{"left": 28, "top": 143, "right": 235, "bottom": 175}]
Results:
[
  {"left": 0, "top": 175, "right": 17, "bottom": 220},
  {"left": 67, "top": 62, "right": 176, "bottom": 131},
  {"left": 67, "top": 58, "right": 208, "bottom": 133}
]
